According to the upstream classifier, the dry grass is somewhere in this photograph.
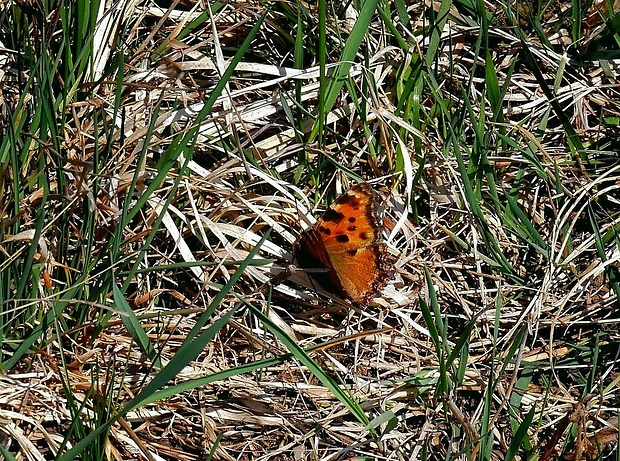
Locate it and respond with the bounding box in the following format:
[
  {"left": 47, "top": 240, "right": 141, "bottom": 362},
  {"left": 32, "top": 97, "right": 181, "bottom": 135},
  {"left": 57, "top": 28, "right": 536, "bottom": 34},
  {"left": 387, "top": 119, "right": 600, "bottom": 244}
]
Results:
[{"left": 1, "top": 0, "right": 620, "bottom": 460}]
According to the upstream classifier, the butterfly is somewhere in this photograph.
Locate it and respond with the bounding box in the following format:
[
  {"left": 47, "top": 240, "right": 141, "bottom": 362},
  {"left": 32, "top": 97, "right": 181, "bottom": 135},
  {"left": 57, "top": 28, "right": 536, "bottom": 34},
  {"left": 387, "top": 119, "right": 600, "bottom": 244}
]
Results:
[{"left": 293, "top": 183, "right": 392, "bottom": 304}]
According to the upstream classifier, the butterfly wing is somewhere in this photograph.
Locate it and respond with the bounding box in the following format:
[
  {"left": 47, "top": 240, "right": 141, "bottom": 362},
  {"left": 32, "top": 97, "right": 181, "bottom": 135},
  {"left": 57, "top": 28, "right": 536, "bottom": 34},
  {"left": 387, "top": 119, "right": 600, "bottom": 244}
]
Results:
[
  {"left": 322, "top": 241, "right": 389, "bottom": 304},
  {"left": 294, "top": 228, "right": 348, "bottom": 297},
  {"left": 295, "top": 184, "right": 391, "bottom": 304}
]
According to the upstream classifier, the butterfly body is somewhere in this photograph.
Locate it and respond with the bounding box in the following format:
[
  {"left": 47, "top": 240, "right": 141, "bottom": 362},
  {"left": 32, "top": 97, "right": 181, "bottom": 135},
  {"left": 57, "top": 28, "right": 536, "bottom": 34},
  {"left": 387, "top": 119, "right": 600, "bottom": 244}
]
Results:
[{"left": 293, "top": 184, "right": 391, "bottom": 304}]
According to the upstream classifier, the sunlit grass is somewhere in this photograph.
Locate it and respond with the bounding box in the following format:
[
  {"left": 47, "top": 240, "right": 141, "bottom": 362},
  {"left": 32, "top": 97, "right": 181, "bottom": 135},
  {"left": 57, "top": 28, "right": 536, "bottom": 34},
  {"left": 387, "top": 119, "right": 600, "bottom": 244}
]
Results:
[{"left": 1, "top": 0, "right": 619, "bottom": 459}]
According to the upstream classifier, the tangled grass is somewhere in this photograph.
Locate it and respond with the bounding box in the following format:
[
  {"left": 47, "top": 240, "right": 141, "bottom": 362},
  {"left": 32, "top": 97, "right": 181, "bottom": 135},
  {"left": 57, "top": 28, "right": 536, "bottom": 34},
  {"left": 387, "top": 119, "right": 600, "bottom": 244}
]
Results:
[{"left": 1, "top": 0, "right": 619, "bottom": 459}]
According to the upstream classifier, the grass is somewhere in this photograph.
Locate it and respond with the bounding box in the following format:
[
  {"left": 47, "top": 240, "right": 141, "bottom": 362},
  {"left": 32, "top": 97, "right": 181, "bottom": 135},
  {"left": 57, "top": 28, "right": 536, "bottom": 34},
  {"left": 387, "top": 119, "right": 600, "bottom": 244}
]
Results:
[{"left": 1, "top": 0, "right": 620, "bottom": 459}]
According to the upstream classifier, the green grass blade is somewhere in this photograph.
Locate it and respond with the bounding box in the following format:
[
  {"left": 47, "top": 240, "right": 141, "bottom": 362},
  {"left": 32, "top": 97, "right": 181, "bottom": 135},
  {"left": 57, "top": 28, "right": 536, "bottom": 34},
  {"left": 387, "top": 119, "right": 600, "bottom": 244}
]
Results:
[
  {"left": 112, "top": 283, "right": 161, "bottom": 368},
  {"left": 245, "top": 298, "right": 372, "bottom": 431},
  {"left": 309, "top": 0, "right": 380, "bottom": 141},
  {"left": 59, "top": 230, "right": 270, "bottom": 460},
  {"left": 505, "top": 406, "right": 536, "bottom": 461}
]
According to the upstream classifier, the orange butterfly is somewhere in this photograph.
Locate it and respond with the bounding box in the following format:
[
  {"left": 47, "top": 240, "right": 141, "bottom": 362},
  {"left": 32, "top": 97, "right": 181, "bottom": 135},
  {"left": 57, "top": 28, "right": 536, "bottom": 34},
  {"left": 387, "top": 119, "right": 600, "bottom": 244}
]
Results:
[{"left": 293, "top": 183, "right": 392, "bottom": 304}]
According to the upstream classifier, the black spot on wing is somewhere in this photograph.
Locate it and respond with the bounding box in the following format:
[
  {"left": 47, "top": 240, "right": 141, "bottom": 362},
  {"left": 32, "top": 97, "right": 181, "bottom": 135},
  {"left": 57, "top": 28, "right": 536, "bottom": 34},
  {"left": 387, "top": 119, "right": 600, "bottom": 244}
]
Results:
[
  {"left": 338, "top": 192, "right": 362, "bottom": 208},
  {"left": 322, "top": 208, "right": 345, "bottom": 223},
  {"left": 336, "top": 234, "right": 349, "bottom": 243}
]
